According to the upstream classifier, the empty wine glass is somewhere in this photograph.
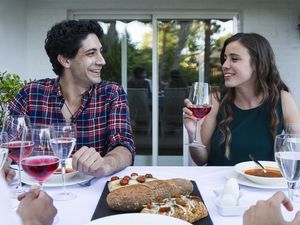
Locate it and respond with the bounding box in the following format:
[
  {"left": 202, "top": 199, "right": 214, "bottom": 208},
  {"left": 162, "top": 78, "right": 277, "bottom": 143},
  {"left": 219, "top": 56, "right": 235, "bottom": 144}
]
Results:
[
  {"left": 274, "top": 134, "right": 300, "bottom": 201},
  {"left": 21, "top": 125, "right": 59, "bottom": 190},
  {"left": 49, "top": 123, "right": 77, "bottom": 201},
  {"left": 286, "top": 123, "right": 300, "bottom": 135},
  {"left": 187, "top": 82, "right": 212, "bottom": 146},
  {"left": 1, "top": 114, "right": 31, "bottom": 196},
  {"left": 285, "top": 123, "right": 300, "bottom": 200}
]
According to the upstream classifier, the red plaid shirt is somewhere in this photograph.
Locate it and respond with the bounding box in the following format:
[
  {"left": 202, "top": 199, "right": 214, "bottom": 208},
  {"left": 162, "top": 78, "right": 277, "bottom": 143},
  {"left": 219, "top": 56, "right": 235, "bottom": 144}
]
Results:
[{"left": 8, "top": 78, "right": 135, "bottom": 161}]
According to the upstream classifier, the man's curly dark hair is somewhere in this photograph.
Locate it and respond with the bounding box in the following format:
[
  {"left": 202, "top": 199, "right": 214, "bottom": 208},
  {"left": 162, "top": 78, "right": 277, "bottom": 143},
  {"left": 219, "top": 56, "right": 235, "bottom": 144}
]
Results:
[{"left": 45, "top": 20, "right": 103, "bottom": 76}]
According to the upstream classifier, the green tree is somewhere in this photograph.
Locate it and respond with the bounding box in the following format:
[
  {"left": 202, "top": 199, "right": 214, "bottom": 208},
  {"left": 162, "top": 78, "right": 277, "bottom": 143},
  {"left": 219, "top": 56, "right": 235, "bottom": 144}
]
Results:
[{"left": 0, "top": 71, "right": 26, "bottom": 126}]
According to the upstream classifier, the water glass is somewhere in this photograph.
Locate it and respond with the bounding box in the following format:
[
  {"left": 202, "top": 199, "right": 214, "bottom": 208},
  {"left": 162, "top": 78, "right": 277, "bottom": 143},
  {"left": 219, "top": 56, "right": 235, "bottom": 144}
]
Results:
[
  {"left": 49, "top": 123, "right": 77, "bottom": 201},
  {"left": 274, "top": 134, "right": 300, "bottom": 201}
]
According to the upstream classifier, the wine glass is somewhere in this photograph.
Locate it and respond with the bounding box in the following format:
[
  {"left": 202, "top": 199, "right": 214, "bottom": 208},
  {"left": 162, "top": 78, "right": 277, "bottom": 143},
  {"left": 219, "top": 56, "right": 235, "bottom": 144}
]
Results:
[
  {"left": 187, "top": 82, "right": 212, "bottom": 146},
  {"left": 0, "top": 139, "right": 8, "bottom": 169},
  {"left": 286, "top": 123, "right": 300, "bottom": 135},
  {"left": 49, "top": 123, "right": 77, "bottom": 201},
  {"left": 274, "top": 134, "right": 300, "bottom": 201},
  {"left": 21, "top": 124, "right": 59, "bottom": 190},
  {"left": 285, "top": 123, "right": 300, "bottom": 200},
  {"left": 1, "top": 114, "right": 31, "bottom": 195}
]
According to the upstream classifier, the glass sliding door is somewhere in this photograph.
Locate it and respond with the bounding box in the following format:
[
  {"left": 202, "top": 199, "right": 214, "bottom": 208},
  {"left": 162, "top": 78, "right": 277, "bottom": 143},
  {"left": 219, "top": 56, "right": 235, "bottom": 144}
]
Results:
[
  {"left": 155, "top": 18, "right": 234, "bottom": 165},
  {"left": 96, "top": 19, "right": 154, "bottom": 165},
  {"left": 70, "top": 11, "right": 238, "bottom": 166}
]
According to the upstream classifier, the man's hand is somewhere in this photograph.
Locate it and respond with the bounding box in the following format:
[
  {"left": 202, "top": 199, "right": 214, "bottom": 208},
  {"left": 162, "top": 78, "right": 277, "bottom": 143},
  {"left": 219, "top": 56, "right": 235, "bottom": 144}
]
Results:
[
  {"left": 243, "top": 191, "right": 300, "bottom": 225},
  {"left": 72, "top": 146, "right": 108, "bottom": 177},
  {"left": 17, "top": 189, "right": 57, "bottom": 225},
  {"left": 72, "top": 146, "right": 132, "bottom": 178}
]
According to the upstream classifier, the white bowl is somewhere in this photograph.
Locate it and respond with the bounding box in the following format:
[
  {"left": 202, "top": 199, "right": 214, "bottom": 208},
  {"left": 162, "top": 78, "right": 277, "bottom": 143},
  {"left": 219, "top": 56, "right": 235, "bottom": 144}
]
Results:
[
  {"left": 234, "top": 161, "right": 285, "bottom": 185},
  {"left": 48, "top": 158, "right": 78, "bottom": 182}
]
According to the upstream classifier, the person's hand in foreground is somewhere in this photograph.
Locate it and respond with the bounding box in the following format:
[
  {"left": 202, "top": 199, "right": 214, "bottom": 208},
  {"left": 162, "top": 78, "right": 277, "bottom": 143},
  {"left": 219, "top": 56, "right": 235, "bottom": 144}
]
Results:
[
  {"left": 1, "top": 158, "right": 16, "bottom": 184},
  {"left": 243, "top": 191, "right": 300, "bottom": 225},
  {"left": 17, "top": 189, "right": 57, "bottom": 225}
]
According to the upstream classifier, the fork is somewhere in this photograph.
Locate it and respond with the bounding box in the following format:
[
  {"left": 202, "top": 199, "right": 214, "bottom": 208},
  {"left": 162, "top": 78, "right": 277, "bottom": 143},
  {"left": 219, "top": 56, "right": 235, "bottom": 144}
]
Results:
[{"left": 78, "top": 177, "right": 97, "bottom": 187}]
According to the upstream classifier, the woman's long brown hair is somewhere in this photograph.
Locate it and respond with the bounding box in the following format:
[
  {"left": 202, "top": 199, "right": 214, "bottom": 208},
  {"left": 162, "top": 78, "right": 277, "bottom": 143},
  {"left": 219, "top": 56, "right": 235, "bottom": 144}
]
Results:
[{"left": 217, "top": 33, "right": 288, "bottom": 159}]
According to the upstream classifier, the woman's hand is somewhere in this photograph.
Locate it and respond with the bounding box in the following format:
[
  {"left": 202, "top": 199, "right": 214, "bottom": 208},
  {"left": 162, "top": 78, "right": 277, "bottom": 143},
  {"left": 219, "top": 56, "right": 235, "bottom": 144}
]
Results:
[{"left": 183, "top": 98, "right": 197, "bottom": 137}]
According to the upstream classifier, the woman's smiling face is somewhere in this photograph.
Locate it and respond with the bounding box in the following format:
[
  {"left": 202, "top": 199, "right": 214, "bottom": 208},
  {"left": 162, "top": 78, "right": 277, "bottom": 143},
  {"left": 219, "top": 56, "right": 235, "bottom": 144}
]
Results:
[{"left": 222, "top": 40, "right": 256, "bottom": 89}]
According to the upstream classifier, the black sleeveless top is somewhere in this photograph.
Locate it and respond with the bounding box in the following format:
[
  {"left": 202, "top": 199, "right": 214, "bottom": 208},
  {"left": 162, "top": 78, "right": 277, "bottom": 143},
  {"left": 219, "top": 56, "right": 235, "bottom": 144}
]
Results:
[{"left": 208, "top": 98, "right": 284, "bottom": 166}]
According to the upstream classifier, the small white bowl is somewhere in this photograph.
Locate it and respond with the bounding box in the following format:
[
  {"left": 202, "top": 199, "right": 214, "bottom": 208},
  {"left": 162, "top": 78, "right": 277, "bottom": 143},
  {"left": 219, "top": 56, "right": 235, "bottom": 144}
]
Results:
[
  {"left": 214, "top": 189, "right": 248, "bottom": 216},
  {"left": 234, "top": 161, "right": 285, "bottom": 185}
]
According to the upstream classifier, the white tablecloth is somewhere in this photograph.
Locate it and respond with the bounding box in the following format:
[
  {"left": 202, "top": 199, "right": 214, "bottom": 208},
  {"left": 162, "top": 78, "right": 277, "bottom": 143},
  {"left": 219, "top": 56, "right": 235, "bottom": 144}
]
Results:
[{"left": 12, "top": 166, "right": 300, "bottom": 225}]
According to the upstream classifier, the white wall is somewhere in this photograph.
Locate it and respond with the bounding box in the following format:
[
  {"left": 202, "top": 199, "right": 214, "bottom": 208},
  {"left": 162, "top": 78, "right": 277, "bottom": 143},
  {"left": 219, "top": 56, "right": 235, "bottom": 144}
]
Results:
[
  {"left": 0, "top": 0, "right": 26, "bottom": 76},
  {"left": 1, "top": 0, "right": 300, "bottom": 105}
]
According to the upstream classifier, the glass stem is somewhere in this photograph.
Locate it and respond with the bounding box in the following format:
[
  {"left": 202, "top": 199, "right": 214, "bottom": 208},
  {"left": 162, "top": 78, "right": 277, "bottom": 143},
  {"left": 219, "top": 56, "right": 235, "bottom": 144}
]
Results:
[
  {"left": 287, "top": 181, "right": 296, "bottom": 201},
  {"left": 193, "top": 120, "right": 199, "bottom": 142},
  {"left": 61, "top": 159, "right": 66, "bottom": 194},
  {"left": 16, "top": 163, "right": 23, "bottom": 193},
  {"left": 39, "top": 182, "right": 44, "bottom": 191}
]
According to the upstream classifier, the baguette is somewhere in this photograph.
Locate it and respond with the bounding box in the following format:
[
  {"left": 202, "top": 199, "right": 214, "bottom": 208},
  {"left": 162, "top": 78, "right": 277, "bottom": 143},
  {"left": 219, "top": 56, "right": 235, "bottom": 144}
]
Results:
[{"left": 106, "top": 178, "right": 193, "bottom": 212}]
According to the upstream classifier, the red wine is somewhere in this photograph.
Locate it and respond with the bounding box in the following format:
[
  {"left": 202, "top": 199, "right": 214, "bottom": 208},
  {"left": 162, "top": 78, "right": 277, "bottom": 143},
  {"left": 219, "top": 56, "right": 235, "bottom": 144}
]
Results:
[
  {"left": 1, "top": 141, "right": 33, "bottom": 163},
  {"left": 21, "top": 156, "right": 59, "bottom": 182},
  {"left": 188, "top": 105, "right": 212, "bottom": 119}
]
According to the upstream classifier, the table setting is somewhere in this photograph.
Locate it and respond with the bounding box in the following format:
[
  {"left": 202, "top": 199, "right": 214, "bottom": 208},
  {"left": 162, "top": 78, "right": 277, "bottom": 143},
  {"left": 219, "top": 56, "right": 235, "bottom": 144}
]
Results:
[
  {"left": 7, "top": 164, "right": 300, "bottom": 225},
  {"left": 3, "top": 116, "right": 300, "bottom": 225}
]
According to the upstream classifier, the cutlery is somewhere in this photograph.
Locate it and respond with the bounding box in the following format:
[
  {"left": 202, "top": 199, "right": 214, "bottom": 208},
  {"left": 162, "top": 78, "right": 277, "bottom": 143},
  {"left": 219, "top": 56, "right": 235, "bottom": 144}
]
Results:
[
  {"left": 249, "top": 154, "right": 267, "bottom": 173},
  {"left": 78, "top": 177, "right": 97, "bottom": 187}
]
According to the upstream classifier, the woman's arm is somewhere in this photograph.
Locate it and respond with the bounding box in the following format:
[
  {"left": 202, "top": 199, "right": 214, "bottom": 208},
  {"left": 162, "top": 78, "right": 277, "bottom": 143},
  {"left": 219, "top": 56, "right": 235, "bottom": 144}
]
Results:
[{"left": 281, "top": 90, "right": 300, "bottom": 128}]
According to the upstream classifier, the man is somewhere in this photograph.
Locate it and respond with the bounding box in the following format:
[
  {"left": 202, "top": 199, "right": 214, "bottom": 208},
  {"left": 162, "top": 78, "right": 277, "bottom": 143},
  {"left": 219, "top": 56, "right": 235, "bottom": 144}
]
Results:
[
  {"left": 128, "top": 67, "right": 152, "bottom": 94},
  {"left": 9, "top": 20, "right": 135, "bottom": 178}
]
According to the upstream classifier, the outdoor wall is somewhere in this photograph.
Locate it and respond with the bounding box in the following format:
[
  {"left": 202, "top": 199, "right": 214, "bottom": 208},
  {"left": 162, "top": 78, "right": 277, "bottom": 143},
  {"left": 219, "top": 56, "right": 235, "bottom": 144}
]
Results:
[
  {"left": 1, "top": 0, "right": 300, "bottom": 105},
  {"left": 0, "top": 0, "right": 26, "bottom": 76}
]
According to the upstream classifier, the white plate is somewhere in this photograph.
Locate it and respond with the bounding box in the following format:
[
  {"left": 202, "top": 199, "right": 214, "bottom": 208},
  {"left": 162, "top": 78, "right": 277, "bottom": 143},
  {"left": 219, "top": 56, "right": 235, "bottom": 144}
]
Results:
[
  {"left": 226, "top": 170, "right": 286, "bottom": 189},
  {"left": 234, "top": 161, "right": 285, "bottom": 185},
  {"left": 85, "top": 213, "right": 192, "bottom": 225},
  {"left": 50, "top": 158, "right": 78, "bottom": 182},
  {"left": 21, "top": 172, "right": 93, "bottom": 187}
]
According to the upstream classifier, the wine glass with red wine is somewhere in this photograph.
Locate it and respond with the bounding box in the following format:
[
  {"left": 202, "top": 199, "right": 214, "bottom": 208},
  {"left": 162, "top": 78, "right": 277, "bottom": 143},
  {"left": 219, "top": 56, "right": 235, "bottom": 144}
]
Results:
[
  {"left": 1, "top": 114, "right": 32, "bottom": 196},
  {"left": 187, "top": 82, "right": 212, "bottom": 146},
  {"left": 21, "top": 125, "right": 59, "bottom": 190}
]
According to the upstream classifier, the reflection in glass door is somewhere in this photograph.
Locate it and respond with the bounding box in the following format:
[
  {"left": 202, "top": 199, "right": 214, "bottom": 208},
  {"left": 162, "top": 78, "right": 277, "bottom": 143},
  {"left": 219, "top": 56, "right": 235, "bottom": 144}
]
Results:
[
  {"left": 98, "top": 20, "right": 154, "bottom": 164},
  {"left": 75, "top": 12, "right": 236, "bottom": 166},
  {"left": 156, "top": 19, "right": 233, "bottom": 165}
]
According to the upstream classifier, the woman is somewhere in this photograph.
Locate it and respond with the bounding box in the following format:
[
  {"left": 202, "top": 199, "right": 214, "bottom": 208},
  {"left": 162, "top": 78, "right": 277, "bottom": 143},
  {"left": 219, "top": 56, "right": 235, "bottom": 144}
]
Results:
[{"left": 183, "top": 33, "right": 300, "bottom": 166}]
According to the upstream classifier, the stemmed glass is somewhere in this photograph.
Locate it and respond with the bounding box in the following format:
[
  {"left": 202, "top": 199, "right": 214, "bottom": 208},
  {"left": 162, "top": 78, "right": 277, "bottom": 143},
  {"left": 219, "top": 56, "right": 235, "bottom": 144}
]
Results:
[
  {"left": 274, "top": 134, "right": 300, "bottom": 201},
  {"left": 187, "top": 82, "right": 212, "bottom": 146},
  {"left": 0, "top": 114, "right": 32, "bottom": 196},
  {"left": 49, "top": 123, "right": 77, "bottom": 201},
  {"left": 0, "top": 140, "right": 8, "bottom": 170},
  {"left": 285, "top": 123, "right": 300, "bottom": 200},
  {"left": 286, "top": 123, "right": 300, "bottom": 135},
  {"left": 21, "top": 125, "right": 59, "bottom": 190}
]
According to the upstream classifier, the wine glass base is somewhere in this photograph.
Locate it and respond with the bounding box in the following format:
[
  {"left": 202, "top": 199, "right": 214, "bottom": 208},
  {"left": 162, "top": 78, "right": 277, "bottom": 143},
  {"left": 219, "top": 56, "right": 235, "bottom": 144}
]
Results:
[
  {"left": 185, "top": 142, "right": 206, "bottom": 148},
  {"left": 53, "top": 192, "right": 77, "bottom": 201}
]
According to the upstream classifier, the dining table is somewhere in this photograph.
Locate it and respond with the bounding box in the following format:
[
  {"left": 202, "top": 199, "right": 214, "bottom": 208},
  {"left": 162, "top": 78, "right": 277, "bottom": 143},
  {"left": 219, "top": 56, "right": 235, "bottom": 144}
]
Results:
[{"left": 11, "top": 166, "right": 300, "bottom": 225}]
